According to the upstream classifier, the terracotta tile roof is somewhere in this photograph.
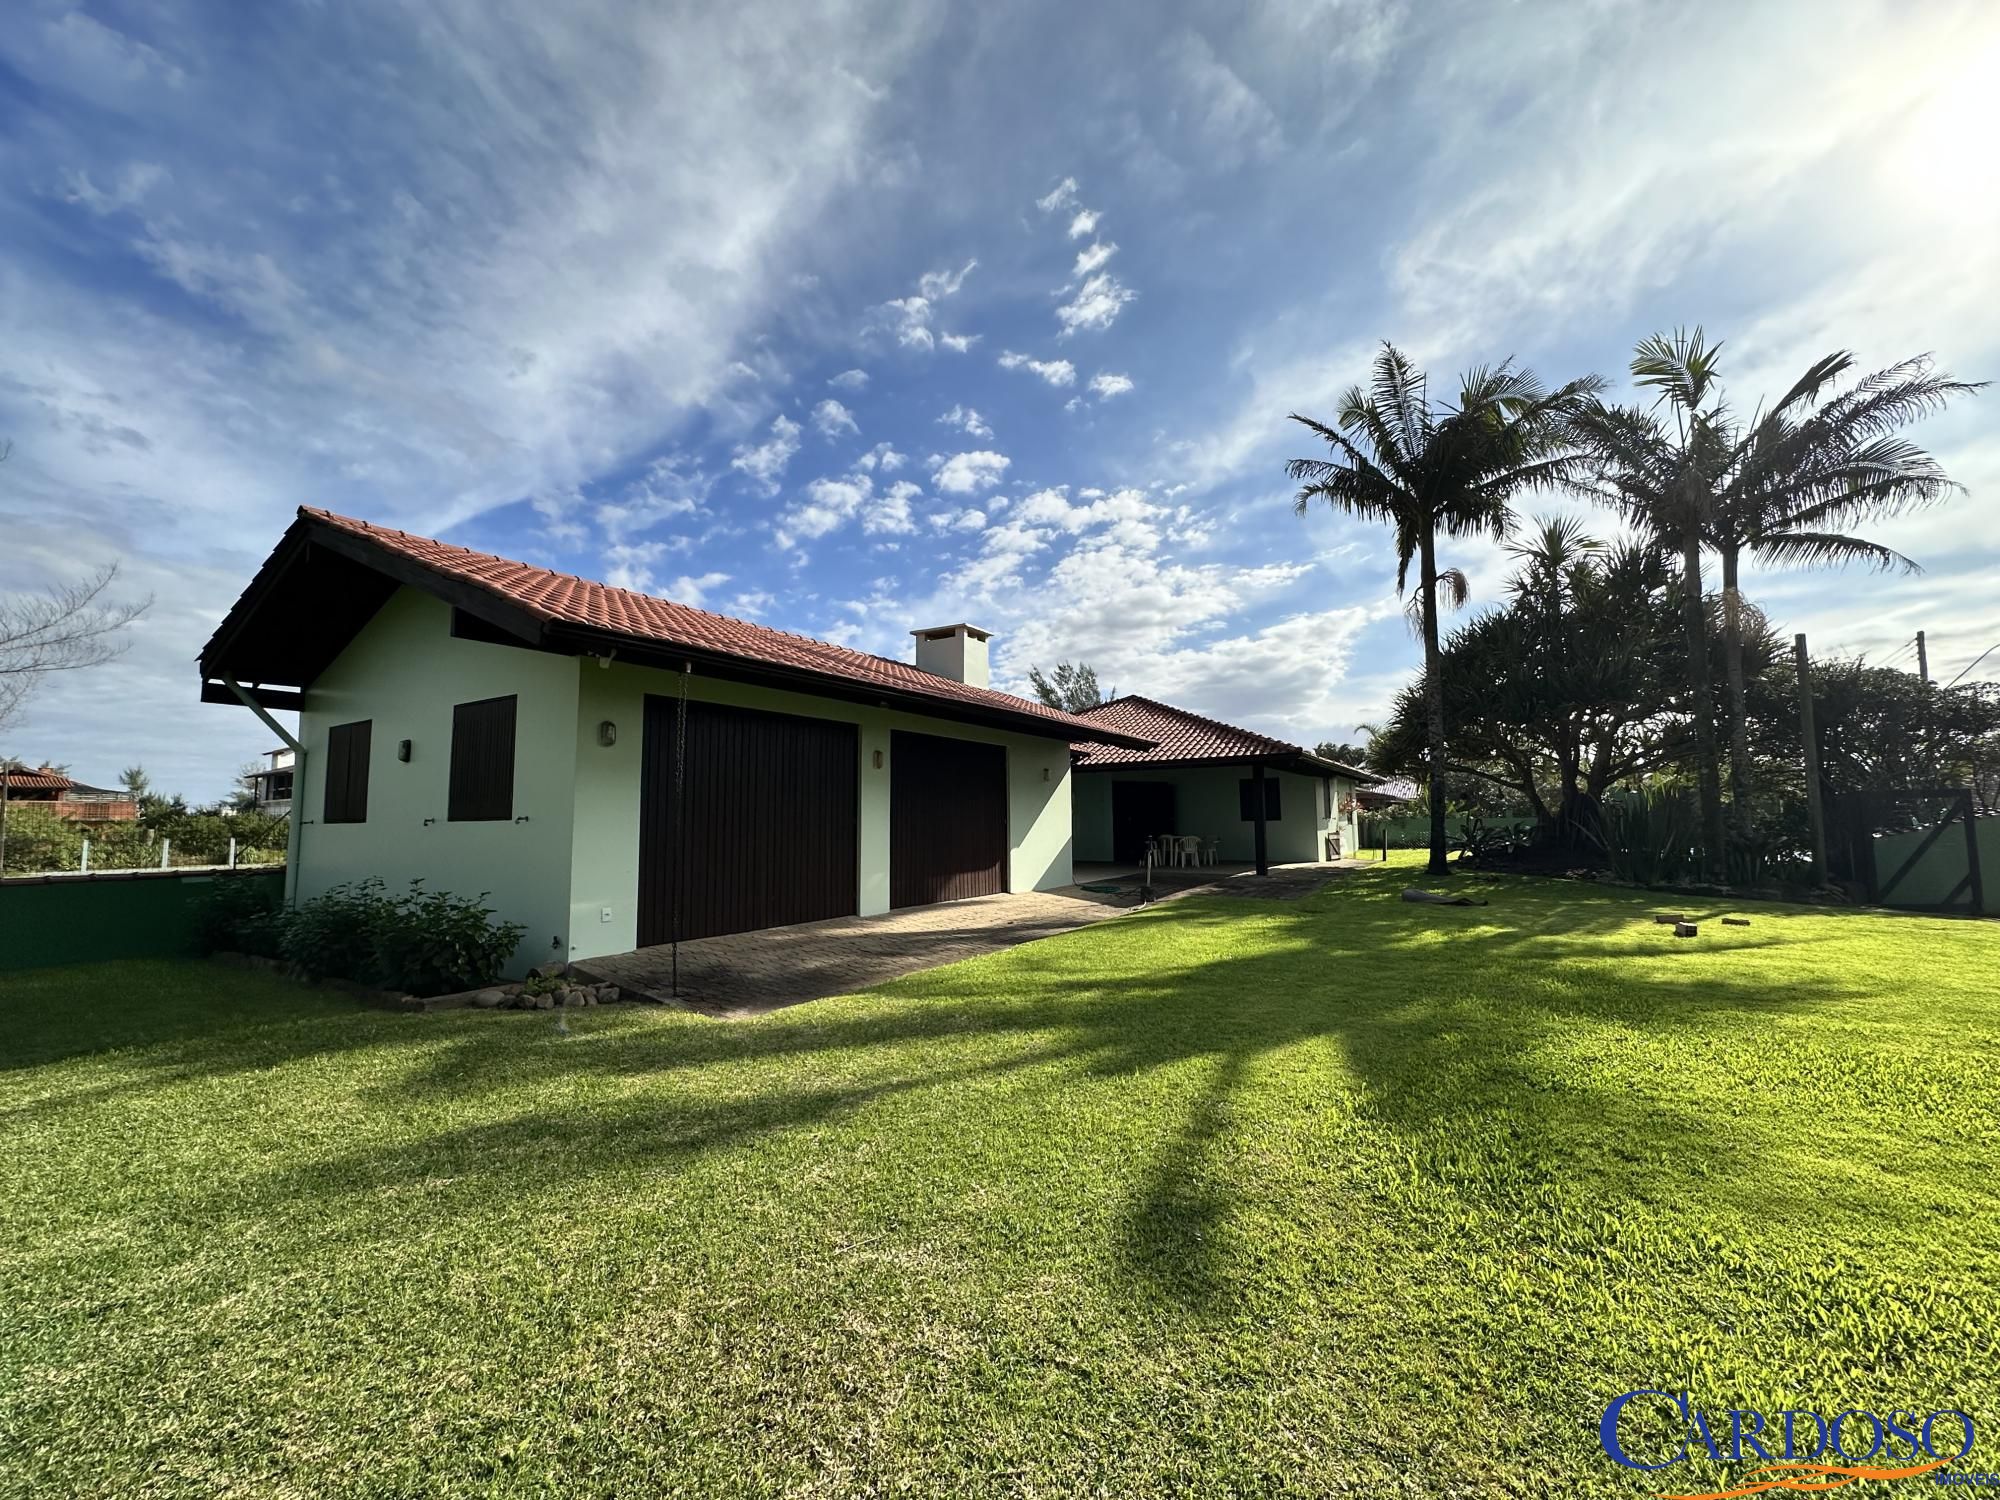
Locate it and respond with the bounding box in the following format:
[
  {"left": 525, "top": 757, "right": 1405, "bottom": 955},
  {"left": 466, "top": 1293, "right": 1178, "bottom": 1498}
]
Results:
[
  {"left": 294, "top": 509, "right": 1143, "bottom": 745},
  {"left": 1070, "top": 696, "right": 1377, "bottom": 780},
  {"left": 0, "top": 769, "right": 77, "bottom": 792}
]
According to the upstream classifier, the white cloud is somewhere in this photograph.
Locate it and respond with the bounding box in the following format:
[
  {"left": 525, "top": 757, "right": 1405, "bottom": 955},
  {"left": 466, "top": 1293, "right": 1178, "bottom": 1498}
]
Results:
[
  {"left": 827, "top": 368, "right": 869, "bottom": 390},
  {"left": 729, "top": 414, "right": 803, "bottom": 493},
  {"left": 1036, "top": 176, "right": 1079, "bottom": 213},
  {"left": 997, "top": 350, "right": 1077, "bottom": 386},
  {"left": 780, "top": 474, "right": 873, "bottom": 546},
  {"left": 595, "top": 453, "right": 708, "bottom": 543},
  {"left": 934, "top": 450, "right": 1011, "bottom": 494},
  {"left": 726, "top": 590, "right": 773, "bottom": 619},
  {"left": 938, "top": 331, "right": 981, "bottom": 353},
  {"left": 1072, "top": 240, "right": 1117, "bottom": 277},
  {"left": 1166, "top": 30, "right": 1283, "bottom": 166},
  {"left": 866, "top": 479, "right": 922, "bottom": 535},
  {"left": 1089, "top": 371, "right": 1135, "bottom": 400},
  {"left": 1067, "top": 209, "right": 1100, "bottom": 239},
  {"left": 1056, "top": 273, "right": 1135, "bottom": 335},
  {"left": 937, "top": 404, "right": 994, "bottom": 439},
  {"left": 853, "top": 442, "right": 906, "bottom": 472},
  {"left": 875, "top": 295, "right": 935, "bottom": 350},
  {"left": 811, "top": 397, "right": 859, "bottom": 438},
  {"left": 604, "top": 541, "right": 671, "bottom": 592},
  {"left": 668, "top": 571, "right": 731, "bottom": 608},
  {"left": 917, "top": 258, "right": 977, "bottom": 299}
]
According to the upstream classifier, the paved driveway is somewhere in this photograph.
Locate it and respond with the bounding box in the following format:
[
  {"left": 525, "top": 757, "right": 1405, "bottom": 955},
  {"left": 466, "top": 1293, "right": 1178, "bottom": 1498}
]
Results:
[{"left": 574, "top": 860, "right": 1371, "bottom": 1017}]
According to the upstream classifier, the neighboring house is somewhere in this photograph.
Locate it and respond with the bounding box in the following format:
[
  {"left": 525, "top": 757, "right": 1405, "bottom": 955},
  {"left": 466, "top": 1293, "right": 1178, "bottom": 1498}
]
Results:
[
  {"left": 0, "top": 766, "right": 139, "bottom": 823},
  {"left": 198, "top": 508, "right": 1148, "bottom": 973},
  {"left": 1069, "top": 697, "right": 1377, "bottom": 871},
  {"left": 241, "top": 747, "right": 295, "bottom": 816},
  {"left": 1357, "top": 776, "right": 1418, "bottom": 811}
]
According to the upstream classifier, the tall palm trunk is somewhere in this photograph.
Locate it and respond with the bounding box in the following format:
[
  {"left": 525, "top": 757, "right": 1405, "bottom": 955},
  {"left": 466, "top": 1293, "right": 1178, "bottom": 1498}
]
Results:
[
  {"left": 1718, "top": 542, "right": 1754, "bottom": 837},
  {"left": 1418, "top": 524, "right": 1450, "bottom": 877},
  {"left": 1678, "top": 522, "right": 1727, "bottom": 880}
]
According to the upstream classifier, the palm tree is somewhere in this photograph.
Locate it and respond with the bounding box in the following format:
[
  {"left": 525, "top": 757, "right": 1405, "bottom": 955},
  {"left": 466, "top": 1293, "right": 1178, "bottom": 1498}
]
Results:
[
  {"left": 1707, "top": 352, "right": 1981, "bottom": 823},
  {"left": 1572, "top": 329, "right": 1732, "bottom": 877},
  {"left": 1287, "top": 343, "right": 1605, "bottom": 876}
]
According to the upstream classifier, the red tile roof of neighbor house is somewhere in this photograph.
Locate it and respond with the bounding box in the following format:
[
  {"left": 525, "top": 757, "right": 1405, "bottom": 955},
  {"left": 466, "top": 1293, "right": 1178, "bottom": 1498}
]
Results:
[
  {"left": 0, "top": 768, "right": 77, "bottom": 791},
  {"left": 281, "top": 509, "right": 1145, "bottom": 745},
  {"left": 1070, "top": 696, "right": 1377, "bottom": 780}
]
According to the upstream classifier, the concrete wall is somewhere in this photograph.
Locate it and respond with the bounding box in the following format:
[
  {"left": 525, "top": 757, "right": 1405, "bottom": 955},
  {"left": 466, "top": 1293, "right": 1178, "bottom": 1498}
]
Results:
[
  {"left": 569, "top": 659, "right": 1072, "bottom": 960},
  {"left": 1073, "top": 766, "right": 1361, "bottom": 864},
  {"left": 295, "top": 588, "right": 581, "bottom": 976}
]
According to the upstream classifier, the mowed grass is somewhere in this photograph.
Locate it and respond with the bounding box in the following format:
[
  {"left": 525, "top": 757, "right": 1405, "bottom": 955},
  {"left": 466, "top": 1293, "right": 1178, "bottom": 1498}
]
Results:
[{"left": 3, "top": 860, "right": 1998, "bottom": 1498}]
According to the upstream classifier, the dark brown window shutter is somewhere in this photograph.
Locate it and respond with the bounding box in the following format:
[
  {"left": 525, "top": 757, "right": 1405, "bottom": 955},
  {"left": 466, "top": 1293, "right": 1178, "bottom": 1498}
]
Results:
[
  {"left": 1237, "top": 776, "right": 1280, "bottom": 823},
  {"left": 324, "top": 720, "right": 372, "bottom": 823},
  {"left": 448, "top": 695, "right": 517, "bottom": 822}
]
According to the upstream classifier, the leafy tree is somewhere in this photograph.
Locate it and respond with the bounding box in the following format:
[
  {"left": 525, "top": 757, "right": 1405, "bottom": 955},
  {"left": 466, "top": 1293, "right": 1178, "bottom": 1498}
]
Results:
[
  {"left": 1287, "top": 343, "right": 1604, "bottom": 875},
  {"left": 1028, "top": 661, "right": 1111, "bottom": 714},
  {"left": 1370, "top": 521, "right": 1737, "bottom": 844},
  {"left": 1573, "top": 330, "right": 1733, "bottom": 876},
  {"left": 1313, "top": 740, "right": 1375, "bottom": 770},
  {"left": 1704, "top": 351, "right": 1980, "bottom": 820},
  {"left": 119, "top": 764, "right": 151, "bottom": 800}
]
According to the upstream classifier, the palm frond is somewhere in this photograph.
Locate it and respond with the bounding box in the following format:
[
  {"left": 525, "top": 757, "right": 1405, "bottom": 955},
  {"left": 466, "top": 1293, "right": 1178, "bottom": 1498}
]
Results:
[{"left": 1749, "top": 530, "right": 1920, "bottom": 573}]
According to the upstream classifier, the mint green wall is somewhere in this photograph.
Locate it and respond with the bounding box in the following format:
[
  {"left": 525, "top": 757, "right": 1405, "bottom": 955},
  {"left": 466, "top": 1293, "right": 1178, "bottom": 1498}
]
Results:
[
  {"left": 0, "top": 868, "right": 285, "bottom": 972},
  {"left": 296, "top": 591, "right": 1078, "bottom": 967},
  {"left": 295, "top": 588, "right": 581, "bottom": 977},
  {"left": 568, "top": 659, "right": 1073, "bottom": 962},
  {"left": 1872, "top": 816, "right": 1998, "bottom": 913},
  {"left": 1072, "top": 766, "right": 1360, "bottom": 864}
]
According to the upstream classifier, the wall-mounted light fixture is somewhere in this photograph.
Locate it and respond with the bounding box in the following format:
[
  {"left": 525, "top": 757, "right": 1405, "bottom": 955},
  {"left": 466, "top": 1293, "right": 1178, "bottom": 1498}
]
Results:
[
  {"left": 397, "top": 739, "right": 412, "bottom": 762},
  {"left": 872, "top": 748, "right": 884, "bottom": 770},
  {"left": 598, "top": 720, "right": 618, "bottom": 747},
  {"left": 1042, "top": 766, "right": 1050, "bottom": 782}
]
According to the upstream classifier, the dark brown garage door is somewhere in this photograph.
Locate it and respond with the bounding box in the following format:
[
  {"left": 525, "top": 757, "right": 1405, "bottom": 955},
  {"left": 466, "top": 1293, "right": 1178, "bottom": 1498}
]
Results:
[
  {"left": 639, "top": 698, "right": 858, "bottom": 944},
  {"left": 890, "top": 730, "right": 1008, "bottom": 908}
]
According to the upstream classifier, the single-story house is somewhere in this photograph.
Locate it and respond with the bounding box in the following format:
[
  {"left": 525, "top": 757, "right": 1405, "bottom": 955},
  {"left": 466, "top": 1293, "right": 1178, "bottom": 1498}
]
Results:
[
  {"left": 0, "top": 766, "right": 139, "bottom": 823},
  {"left": 1069, "top": 696, "right": 1377, "bottom": 871},
  {"left": 199, "top": 508, "right": 1149, "bottom": 973}
]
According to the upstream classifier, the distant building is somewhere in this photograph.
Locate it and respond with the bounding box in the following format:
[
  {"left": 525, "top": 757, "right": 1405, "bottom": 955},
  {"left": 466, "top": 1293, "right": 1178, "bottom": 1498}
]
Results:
[
  {"left": 241, "top": 747, "right": 295, "bottom": 815},
  {"left": 0, "top": 766, "right": 140, "bottom": 823}
]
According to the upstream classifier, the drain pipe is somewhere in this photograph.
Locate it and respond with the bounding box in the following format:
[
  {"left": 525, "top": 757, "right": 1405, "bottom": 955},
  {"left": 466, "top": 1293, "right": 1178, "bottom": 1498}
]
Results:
[{"left": 222, "top": 679, "right": 304, "bottom": 905}]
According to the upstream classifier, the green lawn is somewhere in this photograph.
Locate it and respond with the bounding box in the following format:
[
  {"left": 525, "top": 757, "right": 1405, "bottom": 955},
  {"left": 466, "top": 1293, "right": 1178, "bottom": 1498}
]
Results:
[{"left": 3, "top": 860, "right": 1997, "bottom": 1497}]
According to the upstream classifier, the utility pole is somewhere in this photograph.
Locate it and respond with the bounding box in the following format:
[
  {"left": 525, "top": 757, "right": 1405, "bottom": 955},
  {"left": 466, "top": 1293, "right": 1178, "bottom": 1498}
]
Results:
[
  {"left": 1916, "top": 630, "right": 1930, "bottom": 686},
  {"left": 1795, "top": 634, "right": 1828, "bottom": 885}
]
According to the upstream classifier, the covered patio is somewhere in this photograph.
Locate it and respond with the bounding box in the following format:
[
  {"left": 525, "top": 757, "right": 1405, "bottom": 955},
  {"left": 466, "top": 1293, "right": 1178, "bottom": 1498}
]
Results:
[{"left": 1068, "top": 696, "right": 1377, "bottom": 876}]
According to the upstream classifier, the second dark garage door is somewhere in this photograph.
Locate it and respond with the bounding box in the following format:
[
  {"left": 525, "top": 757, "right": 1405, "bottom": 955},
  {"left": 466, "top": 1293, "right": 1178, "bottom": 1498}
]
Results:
[
  {"left": 890, "top": 730, "right": 1008, "bottom": 908},
  {"left": 638, "top": 697, "right": 858, "bottom": 944}
]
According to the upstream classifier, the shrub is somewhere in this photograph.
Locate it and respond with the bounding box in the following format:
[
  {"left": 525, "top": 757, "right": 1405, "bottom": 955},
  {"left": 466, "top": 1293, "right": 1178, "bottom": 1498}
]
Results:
[
  {"left": 195, "top": 878, "right": 287, "bottom": 958},
  {"left": 367, "top": 882, "right": 526, "bottom": 997},
  {"left": 0, "top": 805, "right": 84, "bottom": 873},
  {"left": 276, "top": 878, "right": 525, "bottom": 996},
  {"left": 1590, "top": 790, "right": 1701, "bottom": 886},
  {"left": 280, "top": 879, "right": 393, "bottom": 983}
]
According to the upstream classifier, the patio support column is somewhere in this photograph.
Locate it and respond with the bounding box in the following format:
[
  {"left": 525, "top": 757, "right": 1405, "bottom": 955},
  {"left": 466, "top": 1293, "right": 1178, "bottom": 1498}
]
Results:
[{"left": 1251, "top": 760, "right": 1269, "bottom": 876}]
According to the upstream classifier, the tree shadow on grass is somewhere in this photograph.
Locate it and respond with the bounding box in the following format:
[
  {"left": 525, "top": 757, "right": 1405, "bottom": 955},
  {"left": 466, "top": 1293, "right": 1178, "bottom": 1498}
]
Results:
[
  {"left": 201, "top": 867, "right": 1899, "bottom": 1320},
  {"left": 15, "top": 863, "right": 1942, "bottom": 1325}
]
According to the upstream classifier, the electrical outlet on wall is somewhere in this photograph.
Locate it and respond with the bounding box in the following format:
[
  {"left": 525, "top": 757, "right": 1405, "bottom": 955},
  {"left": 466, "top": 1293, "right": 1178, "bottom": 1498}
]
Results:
[{"left": 600, "top": 907, "right": 613, "bottom": 923}]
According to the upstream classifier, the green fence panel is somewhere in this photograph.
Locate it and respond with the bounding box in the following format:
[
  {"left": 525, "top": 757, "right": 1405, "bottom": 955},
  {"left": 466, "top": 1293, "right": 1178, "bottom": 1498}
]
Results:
[{"left": 0, "top": 868, "right": 285, "bottom": 972}]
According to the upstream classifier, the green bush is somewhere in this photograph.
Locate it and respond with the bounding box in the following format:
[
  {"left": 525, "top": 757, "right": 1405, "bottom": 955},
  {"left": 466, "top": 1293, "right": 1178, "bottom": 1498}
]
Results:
[
  {"left": 0, "top": 805, "right": 84, "bottom": 873},
  {"left": 195, "top": 878, "right": 288, "bottom": 959},
  {"left": 367, "top": 882, "right": 527, "bottom": 997},
  {"left": 1590, "top": 790, "right": 1701, "bottom": 886},
  {"left": 277, "top": 878, "right": 525, "bottom": 996}
]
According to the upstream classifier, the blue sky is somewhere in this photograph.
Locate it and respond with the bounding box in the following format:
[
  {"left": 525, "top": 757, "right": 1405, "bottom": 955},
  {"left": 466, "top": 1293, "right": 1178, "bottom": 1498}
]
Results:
[{"left": 3, "top": 0, "right": 1997, "bottom": 800}]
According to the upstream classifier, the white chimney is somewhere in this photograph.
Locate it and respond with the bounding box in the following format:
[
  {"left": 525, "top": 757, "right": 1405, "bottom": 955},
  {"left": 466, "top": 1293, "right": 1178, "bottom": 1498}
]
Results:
[{"left": 911, "top": 623, "right": 992, "bottom": 688}]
